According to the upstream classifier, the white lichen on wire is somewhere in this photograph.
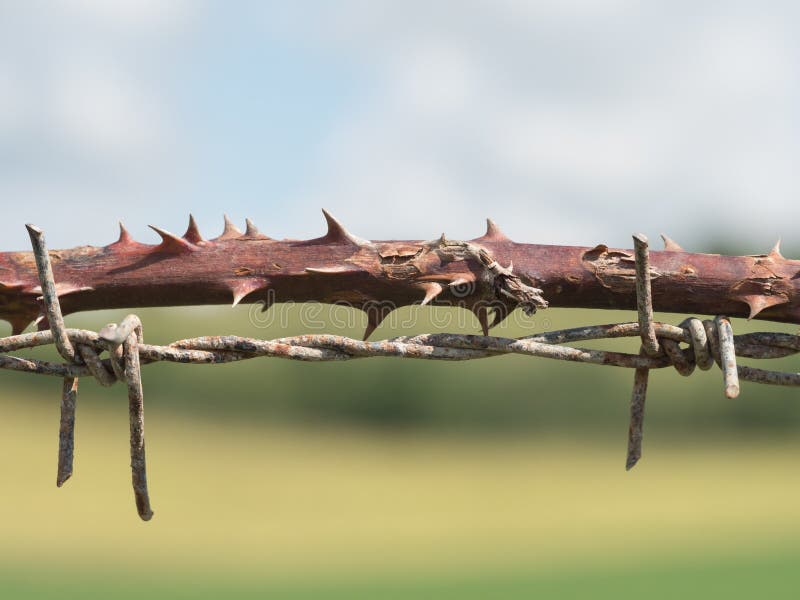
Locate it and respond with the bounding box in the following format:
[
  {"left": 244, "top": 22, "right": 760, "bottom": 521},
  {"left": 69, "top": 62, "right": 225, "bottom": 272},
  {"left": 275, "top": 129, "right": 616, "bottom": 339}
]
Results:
[{"left": 2, "top": 226, "right": 800, "bottom": 520}]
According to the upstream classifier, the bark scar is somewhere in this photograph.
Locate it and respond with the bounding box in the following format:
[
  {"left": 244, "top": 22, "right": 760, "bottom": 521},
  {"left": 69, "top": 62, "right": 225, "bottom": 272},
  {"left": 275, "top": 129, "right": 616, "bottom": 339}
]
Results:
[{"left": 582, "top": 244, "right": 661, "bottom": 292}]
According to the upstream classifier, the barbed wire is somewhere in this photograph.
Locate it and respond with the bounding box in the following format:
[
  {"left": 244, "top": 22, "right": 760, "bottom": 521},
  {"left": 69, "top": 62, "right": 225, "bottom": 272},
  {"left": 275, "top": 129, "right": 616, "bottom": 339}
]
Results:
[{"left": 3, "top": 226, "right": 800, "bottom": 520}]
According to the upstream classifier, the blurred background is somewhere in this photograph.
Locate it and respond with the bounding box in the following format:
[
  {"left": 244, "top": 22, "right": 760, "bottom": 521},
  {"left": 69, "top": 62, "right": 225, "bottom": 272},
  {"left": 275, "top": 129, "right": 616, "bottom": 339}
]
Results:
[{"left": 2, "top": 1, "right": 800, "bottom": 598}]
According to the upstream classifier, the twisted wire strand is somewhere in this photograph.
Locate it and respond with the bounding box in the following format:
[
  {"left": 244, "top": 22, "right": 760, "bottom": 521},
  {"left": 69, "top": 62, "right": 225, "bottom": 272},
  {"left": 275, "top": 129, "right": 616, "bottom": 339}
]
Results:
[{"left": 0, "top": 320, "right": 798, "bottom": 382}]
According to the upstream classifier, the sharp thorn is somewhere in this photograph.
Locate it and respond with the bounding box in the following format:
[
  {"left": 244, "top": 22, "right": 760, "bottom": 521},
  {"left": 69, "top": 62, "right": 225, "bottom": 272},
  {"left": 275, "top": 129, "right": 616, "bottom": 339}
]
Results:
[
  {"left": 36, "top": 314, "right": 49, "bottom": 332},
  {"left": 31, "top": 283, "right": 94, "bottom": 298},
  {"left": 490, "top": 304, "right": 511, "bottom": 328},
  {"left": 9, "top": 317, "right": 32, "bottom": 336},
  {"left": 735, "top": 293, "right": 790, "bottom": 320},
  {"left": 769, "top": 238, "right": 783, "bottom": 260},
  {"left": 447, "top": 274, "right": 475, "bottom": 287},
  {"left": 116, "top": 222, "right": 135, "bottom": 246},
  {"left": 148, "top": 225, "right": 198, "bottom": 254},
  {"left": 183, "top": 214, "right": 205, "bottom": 244},
  {"left": 216, "top": 215, "right": 243, "bottom": 240},
  {"left": 245, "top": 218, "right": 259, "bottom": 237},
  {"left": 242, "top": 218, "right": 270, "bottom": 239},
  {"left": 476, "top": 218, "right": 511, "bottom": 242},
  {"left": 660, "top": 234, "right": 684, "bottom": 252},
  {"left": 230, "top": 278, "right": 269, "bottom": 308},
  {"left": 321, "top": 209, "right": 372, "bottom": 247},
  {"left": 305, "top": 265, "right": 363, "bottom": 275},
  {"left": 419, "top": 282, "right": 443, "bottom": 306},
  {"left": 362, "top": 306, "right": 391, "bottom": 340},
  {"left": 474, "top": 306, "right": 490, "bottom": 336}
]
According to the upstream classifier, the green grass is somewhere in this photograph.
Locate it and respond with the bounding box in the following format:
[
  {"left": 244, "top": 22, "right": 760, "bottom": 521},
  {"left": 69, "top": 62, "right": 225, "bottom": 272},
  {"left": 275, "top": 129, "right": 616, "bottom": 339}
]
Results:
[{"left": 3, "top": 550, "right": 800, "bottom": 599}]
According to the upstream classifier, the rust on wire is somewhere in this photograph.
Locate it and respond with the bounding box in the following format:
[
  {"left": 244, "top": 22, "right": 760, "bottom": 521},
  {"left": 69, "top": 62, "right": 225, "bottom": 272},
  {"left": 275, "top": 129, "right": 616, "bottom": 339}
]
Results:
[
  {"left": 627, "top": 234, "right": 656, "bottom": 470},
  {"left": 626, "top": 349, "right": 649, "bottom": 471},
  {"left": 633, "top": 233, "right": 659, "bottom": 356},
  {"left": 715, "top": 315, "right": 740, "bottom": 399}
]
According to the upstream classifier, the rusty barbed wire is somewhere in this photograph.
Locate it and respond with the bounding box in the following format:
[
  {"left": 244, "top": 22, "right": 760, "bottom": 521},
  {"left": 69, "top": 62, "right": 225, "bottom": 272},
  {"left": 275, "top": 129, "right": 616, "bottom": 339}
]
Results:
[{"left": 2, "top": 228, "right": 800, "bottom": 520}]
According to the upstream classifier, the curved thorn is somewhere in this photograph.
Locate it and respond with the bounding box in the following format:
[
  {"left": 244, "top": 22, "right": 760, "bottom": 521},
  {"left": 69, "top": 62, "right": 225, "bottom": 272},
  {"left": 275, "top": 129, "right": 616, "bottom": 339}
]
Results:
[
  {"left": 305, "top": 265, "right": 364, "bottom": 275},
  {"left": 735, "top": 293, "right": 790, "bottom": 320},
  {"left": 183, "top": 214, "right": 205, "bottom": 244},
  {"left": 321, "top": 209, "right": 372, "bottom": 247},
  {"left": 148, "top": 225, "right": 197, "bottom": 253},
  {"left": 362, "top": 305, "right": 392, "bottom": 340},
  {"left": 245, "top": 218, "right": 258, "bottom": 237},
  {"left": 116, "top": 222, "right": 135, "bottom": 246},
  {"left": 490, "top": 303, "right": 511, "bottom": 328},
  {"left": 474, "top": 306, "right": 489, "bottom": 336},
  {"left": 217, "top": 215, "right": 243, "bottom": 240},
  {"left": 419, "top": 282, "right": 443, "bottom": 306},
  {"left": 769, "top": 238, "right": 783, "bottom": 260},
  {"left": 660, "top": 233, "right": 684, "bottom": 252},
  {"left": 448, "top": 275, "right": 475, "bottom": 288},
  {"left": 8, "top": 316, "right": 34, "bottom": 336},
  {"left": 477, "top": 218, "right": 511, "bottom": 242},
  {"left": 363, "top": 313, "right": 383, "bottom": 340},
  {"left": 230, "top": 278, "right": 269, "bottom": 308},
  {"left": 242, "top": 218, "right": 271, "bottom": 240}
]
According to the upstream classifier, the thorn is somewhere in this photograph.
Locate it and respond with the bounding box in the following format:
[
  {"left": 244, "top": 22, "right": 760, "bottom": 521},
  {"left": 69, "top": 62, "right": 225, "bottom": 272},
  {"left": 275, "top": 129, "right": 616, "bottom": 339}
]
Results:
[
  {"left": 259, "top": 292, "right": 275, "bottom": 313},
  {"left": 183, "top": 214, "right": 205, "bottom": 244},
  {"left": 660, "top": 234, "right": 684, "bottom": 252},
  {"left": 230, "top": 278, "right": 269, "bottom": 307},
  {"left": 216, "top": 215, "right": 243, "bottom": 241},
  {"left": 54, "top": 283, "right": 94, "bottom": 297},
  {"left": 447, "top": 273, "right": 475, "bottom": 288},
  {"left": 116, "top": 222, "right": 135, "bottom": 246},
  {"left": 363, "top": 312, "right": 383, "bottom": 340},
  {"left": 36, "top": 314, "right": 49, "bottom": 332},
  {"left": 419, "top": 282, "right": 443, "bottom": 306},
  {"left": 449, "top": 277, "right": 473, "bottom": 288},
  {"left": 474, "top": 306, "right": 490, "bottom": 336},
  {"left": 321, "top": 209, "right": 372, "bottom": 247},
  {"left": 8, "top": 317, "right": 32, "bottom": 336},
  {"left": 736, "top": 293, "right": 790, "bottom": 319},
  {"left": 29, "top": 283, "right": 94, "bottom": 297},
  {"left": 245, "top": 218, "right": 258, "bottom": 236},
  {"left": 362, "top": 304, "right": 393, "bottom": 340},
  {"left": 59, "top": 284, "right": 94, "bottom": 297},
  {"left": 769, "top": 238, "right": 783, "bottom": 260},
  {"left": 243, "top": 218, "right": 270, "bottom": 239},
  {"left": 148, "top": 225, "right": 198, "bottom": 254},
  {"left": 305, "top": 265, "right": 364, "bottom": 275},
  {"left": 476, "top": 218, "right": 511, "bottom": 242},
  {"left": 489, "top": 303, "right": 511, "bottom": 328}
]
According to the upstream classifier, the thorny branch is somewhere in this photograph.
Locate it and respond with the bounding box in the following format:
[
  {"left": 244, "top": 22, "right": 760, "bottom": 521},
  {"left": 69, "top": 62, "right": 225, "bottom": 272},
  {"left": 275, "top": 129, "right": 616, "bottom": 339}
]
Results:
[{"left": 1, "top": 217, "right": 800, "bottom": 520}]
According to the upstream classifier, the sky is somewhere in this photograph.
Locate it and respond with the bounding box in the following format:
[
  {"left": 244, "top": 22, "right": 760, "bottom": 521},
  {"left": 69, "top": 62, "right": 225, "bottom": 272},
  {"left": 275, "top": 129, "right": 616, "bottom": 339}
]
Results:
[{"left": 0, "top": 1, "right": 798, "bottom": 252}]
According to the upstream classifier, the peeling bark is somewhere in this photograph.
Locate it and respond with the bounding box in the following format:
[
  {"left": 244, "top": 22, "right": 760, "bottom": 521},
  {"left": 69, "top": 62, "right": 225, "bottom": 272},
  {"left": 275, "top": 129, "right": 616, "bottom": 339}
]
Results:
[{"left": 0, "top": 211, "right": 799, "bottom": 339}]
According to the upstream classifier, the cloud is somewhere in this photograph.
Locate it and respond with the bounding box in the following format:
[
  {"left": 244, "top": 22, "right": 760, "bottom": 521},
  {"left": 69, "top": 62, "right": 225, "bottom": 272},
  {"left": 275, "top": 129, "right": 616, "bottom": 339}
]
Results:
[
  {"left": 0, "top": 2, "right": 196, "bottom": 247},
  {"left": 54, "top": 0, "right": 192, "bottom": 33},
  {"left": 278, "top": 1, "right": 800, "bottom": 248},
  {"left": 49, "top": 61, "right": 166, "bottom": 160}
]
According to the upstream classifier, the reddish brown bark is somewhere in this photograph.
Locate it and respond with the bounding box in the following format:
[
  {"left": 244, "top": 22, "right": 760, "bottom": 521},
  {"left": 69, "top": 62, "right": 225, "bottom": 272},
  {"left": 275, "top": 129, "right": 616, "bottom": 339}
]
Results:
[{"left": 1, "top": 211, "right": 798, "bottom": 337}]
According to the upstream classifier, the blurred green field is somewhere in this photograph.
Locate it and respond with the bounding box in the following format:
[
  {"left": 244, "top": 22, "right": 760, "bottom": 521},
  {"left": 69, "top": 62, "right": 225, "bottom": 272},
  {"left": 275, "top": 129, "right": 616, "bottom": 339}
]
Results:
[{"left": 1, "top": 305, "right": 800, "bottom": 597}]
